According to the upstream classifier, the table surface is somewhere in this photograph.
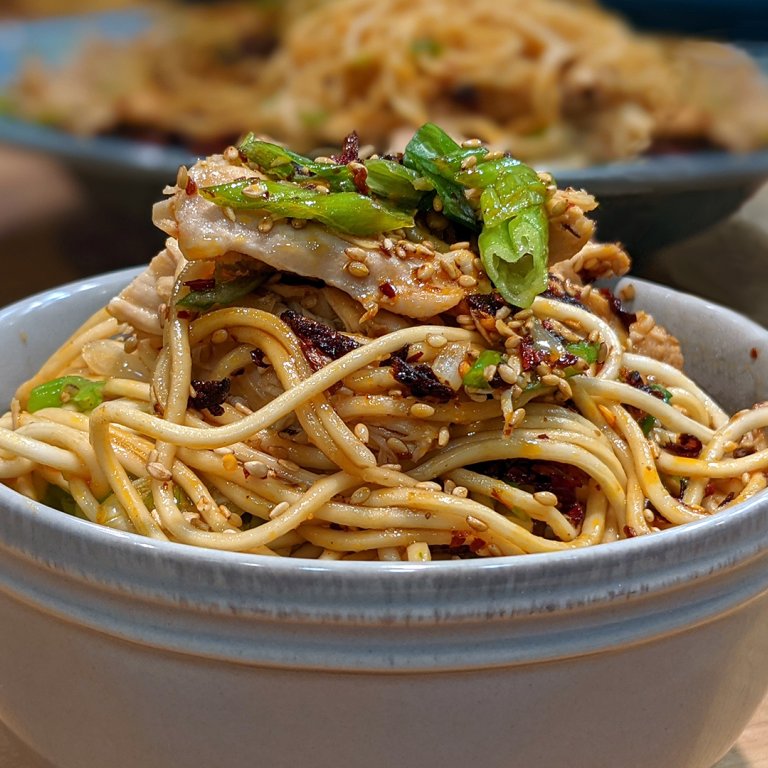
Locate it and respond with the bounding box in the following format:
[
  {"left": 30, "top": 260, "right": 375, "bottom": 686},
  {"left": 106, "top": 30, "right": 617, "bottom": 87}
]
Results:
[{"left": 1, "top": 145, "right": 768, "bottom": 767}]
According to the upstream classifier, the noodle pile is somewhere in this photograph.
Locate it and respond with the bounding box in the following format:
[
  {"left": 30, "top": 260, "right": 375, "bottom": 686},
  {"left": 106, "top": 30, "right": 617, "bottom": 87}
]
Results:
[
  {"left": 8, "top": 0, "right": 768, "bottom": 164},
  {"left": 1, "top": 127, "right": 767, "bottom": 561}
]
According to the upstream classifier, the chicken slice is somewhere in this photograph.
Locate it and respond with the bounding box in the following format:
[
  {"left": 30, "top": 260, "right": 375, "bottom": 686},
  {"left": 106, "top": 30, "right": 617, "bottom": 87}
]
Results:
[
  {"left": 108, "top": 240, "right": 185, "bottom": 336},
  {"left": 153, "top": 154, "right": 483, "bottom": 319},
  {"left": 628, "top": 310, "right": 684, "bottom": 370}
]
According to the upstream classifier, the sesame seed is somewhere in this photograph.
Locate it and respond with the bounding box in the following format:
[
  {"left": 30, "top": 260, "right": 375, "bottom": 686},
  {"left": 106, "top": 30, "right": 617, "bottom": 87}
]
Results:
[
  {"left": 354, "top": 423, "right": 370, "bottom": 443},
  {"left": 510, "top": 408, "right": 527, "bottom": 429},
  {"left": 123, "top": 335, "right": 139, "bottom": 354},
  {"left": 443, "top": 479, "right": 456, "bottom": 493},
  {"left": 344, "top": 246, "right": 368, "bottom": 261},
  {"left": 438, "top": 426, "right": 451, "bottom": 447},
  {"left": 432, "top": 196, "right": 444, "bottom": 212},
  {"left": 456, "top": 313, "right": 473, "bottom": 326},
  {"left": 347, "top": 261, "right": 370, "bottom": 278},
  {"left": 486, "top": 543, "right": 503, "bottom": 557},
  {"left": 269, "top": 501, "right": 291, "bottom": 519},
  {"left": 223, "top": 146, "right": 241, "bottom": 163},
  {"left": 460, "top": 138, "right": 483, "bottom": 148},
  {"left": 466, "top": 515, "right": 488, "bottom": 531},
  {"left": 497, "top": 363, "right": 519, "bottom": 384},
  {"left": 460, "top": 154, "right": 478, "bottom": 170},
  {"left": 452, "top": 485, "right": 469, "bottom": 498},
  {"left": 257, "top": 217, "right": 274, "bottom": 233},
  {"left": 533, "top": 491, "right": 558, "bottom": 506},
  {"left": 147, "top": 462, "right": 173, "bottom": 481},
  {"left": 242, "top": 182, "right": 269, "bottom": 199},
  {"left": 223, "top": 207, "right": 236, "bottom": 222},
  {"left": 350, "top": 487, "right": 372, "bottom": 505},
  {"left": 416, "top": 263, "right": 436, "bottom": 281},
  {"left": 426, "top": 333, "right": 448, "bottom": 349},
  {"left": 386, "top": 437, "right": 409, "bottom": 455},
  {"left": 439, "top": 259, "right": 460, "bottom": 279},
  {"left": 211, "top": 329, "right": 229, "bottom": 344},
  {"left": 482, "top": 365, "right": 497, "bottom": 382},
  {"left": 556, "top": 378, "right": 573, "bottom": 399},
  {"left": 176, "top": 165, "right": 189, "bottom": 189},
  {"left": 409, "top": 403, "right": 436, "bottom": 418},
  {"left": 458, "top": 274, "right": 478, "bottom": 288},
  {"left": 449, "top": 241, "right": 471, "bottom": 251},
  {"left": 244, "top": 460, "right": 268, "bottom": 479},
  {"left": 541, "top": 374, "right": 561, "bottom": 388}
]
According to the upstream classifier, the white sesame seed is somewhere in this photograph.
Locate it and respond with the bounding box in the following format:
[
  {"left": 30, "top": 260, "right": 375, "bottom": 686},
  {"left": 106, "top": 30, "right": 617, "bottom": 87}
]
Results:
[
  {"left": 147, "top": 462, "right": 173, "bottom": 481},
  {"left": 416, "top": 263, "right": 436, "bottom": 281},
  {"left": 223, "top": 207, "right": 236, "bottom": 222},
  {"left": 426, "top": 333, "right": 448, "bottom": 349},
  {"left": 452, "top": 486, "right": 469, "bottom": 498},
  {"left": 244, "top": 460, "right": 268, "bottom": 479},
  {"left": 347, "top": 261, "right": 370, "bottom": 278},
  {"left": 257, "top": 217, "right": 274, "bottom": 233},
  {"left": 438, "top": 426, "right": 451, "bottom": 447},
  {"left": 354, "top": 423, "right": 370, "bottom": 443},
  {"left": 458, "top": 274, "right": 478, "bottom": 288},
  {"left": 409, "top": 403, "right": 436, "bottom": 418},
  {"left": 460, "top": 138, "right": 483, "bottom": 148},
  {"left": 386, "top": 437, "right": 409, "bottom": 455},
  {"left": 466, "top": 514, "right": 488, "bottom": 531},
  {"left": 350, "top": 487, "right": 371, "bottom": 505},
  {"left": 211, "top": 329, "right": 229, "bottom": 344},
  {"left": 533, "top": 491, "right": 558, "bottom": 506},
  {"left": 269, "top": 501, "right": 291, "bottom": 519},
  {"left": 344, "top": 246, "right": 368, "bottom": 261}
]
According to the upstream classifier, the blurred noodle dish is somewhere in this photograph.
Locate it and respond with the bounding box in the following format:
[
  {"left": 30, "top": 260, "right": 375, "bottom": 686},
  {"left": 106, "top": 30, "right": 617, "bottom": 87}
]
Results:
[
  {"left": 5, "top": 0, "right": 768, "bottom": 165},
  {"left": 1, "top": 123, "right": 767, "bottom": 560}
]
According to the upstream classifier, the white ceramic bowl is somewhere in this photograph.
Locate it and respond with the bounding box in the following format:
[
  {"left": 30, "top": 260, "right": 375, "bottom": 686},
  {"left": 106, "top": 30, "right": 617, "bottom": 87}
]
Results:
[{"left": 0, "top": 269, "right": 767, "bottom": 768}]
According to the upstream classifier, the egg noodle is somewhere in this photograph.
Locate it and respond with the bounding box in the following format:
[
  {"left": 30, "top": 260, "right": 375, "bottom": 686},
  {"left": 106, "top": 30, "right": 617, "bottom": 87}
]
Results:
[{"left": 1, "top": 125, "right": 767, "bottom": 560}]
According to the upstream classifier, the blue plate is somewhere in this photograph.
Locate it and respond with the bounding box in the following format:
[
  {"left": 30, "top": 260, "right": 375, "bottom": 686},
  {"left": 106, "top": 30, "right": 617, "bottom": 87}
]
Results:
[{"left": 1, "top": 10, "right": 768, "bottom": 255}]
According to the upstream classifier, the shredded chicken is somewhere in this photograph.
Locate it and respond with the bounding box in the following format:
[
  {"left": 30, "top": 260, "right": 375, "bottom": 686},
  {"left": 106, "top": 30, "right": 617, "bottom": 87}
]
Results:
[
  {"left": 547, "top": 188, "right": 599, "bottom": 264},
  {"left": 108, "top": 240, "right": 185, "bottom": 336},
  {"left": 550, "top": 240, "right": 631, "bottom": 285},
  {"left": 628, "top": 310, "right": 685, "bottom": 370}
]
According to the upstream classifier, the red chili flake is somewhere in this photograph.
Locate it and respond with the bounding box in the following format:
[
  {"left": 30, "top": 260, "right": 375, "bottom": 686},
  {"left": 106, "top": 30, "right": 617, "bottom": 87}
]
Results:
[
  {"left": 176, "top": 310, "right": 195, "bottom": 319},
  {"left": 183, "top": 277, "right": 216, "bottom": 292},
  {"left": 467, "top": 291, "right": 511, "bottom": 319},
  {"left": 350, "top": 163, "right": 369, "bottom": 195},
  {"left": 185, "top": 177, "right": 198, "bottom": 196},
  {"left": 189, "top": 378, "right": 231, "bottom": 416},
  {"left": 623, "top": 525, "right": 638, "bottom": 538},
  {"left": 281, "top": 310, "right": 361, "bottom": 359},
  {"left": 563, "top": 502, "right": 585, "bottom": 532},
  {"left": 751, "top": 348, "right": 759, "bottom": 360},
  {"left": 250, "top": 349, "right": 269, "bottom": 368},
  {"left": 379, "top": 281, "right": 397, "bottom": 299},
  {"left": 468, "top": 538, "right": 485, "bottom": 553},
  {"left": 391, "top": 356, "right": 455, "bottom": 402},
  {"left": 599, "top": 288, "right": 637, "bottom": 331},
  {"left": 665, "top": 433, "right": 703, "bottom": 458},
  {"left": 334, "top": 131, "right": 360, "bottom": 165}
]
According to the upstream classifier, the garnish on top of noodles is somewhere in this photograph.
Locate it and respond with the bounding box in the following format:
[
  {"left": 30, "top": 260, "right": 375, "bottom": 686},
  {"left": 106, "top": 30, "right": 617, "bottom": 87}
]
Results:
[
  {"left": 8, "top": 121, "right": 767, "bottom": 560},
  {"left": 196, "top": 123, "right": 549, "bottom": 308}
]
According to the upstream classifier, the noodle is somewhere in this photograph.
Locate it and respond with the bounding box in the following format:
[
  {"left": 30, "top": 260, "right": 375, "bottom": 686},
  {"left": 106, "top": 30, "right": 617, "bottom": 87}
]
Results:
[{"left": 1, "top": 125, "right": 767, "bottom": 561}]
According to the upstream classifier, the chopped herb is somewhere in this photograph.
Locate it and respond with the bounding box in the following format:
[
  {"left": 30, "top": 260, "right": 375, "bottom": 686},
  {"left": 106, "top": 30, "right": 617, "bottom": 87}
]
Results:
[
  {"left": 462, "top": 350, "right": 504, "bottom": 389},
  {"left": 28, "top": 376, "right": 106, "bottom": 414}
]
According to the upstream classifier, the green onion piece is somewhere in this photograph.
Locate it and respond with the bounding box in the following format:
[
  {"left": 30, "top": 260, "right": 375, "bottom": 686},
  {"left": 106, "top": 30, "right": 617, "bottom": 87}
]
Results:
[
  {"left": 639, "top": 414, "right": 657, "bottom": 436},
  {"left": 199, "top": 178, "right": 414, "bottom": 236},
  {"left": 364, "top": 158, "right": 429, "bottom": 206},
  {"left": 238, "top": 133, "right": 356, "bottom": 191},
  {"left": 28, "top": 376, "right": 106, "bottom": 414},
  {"left": 478, "top": 205, "right": 549, "bottom": 309},
  {"left": 178, "top": 275, "right": 263, "bottom": 310},
  {"left": 566, "top": 341, "right": 601, "bottom": 365},
  {"left": 403, "top": 123, "right": 481, "bottom": 230},
  {"left": 462, "top": 350, "right": 504, "bottom": 389},
  {"left": 647, "top": 383, "right": 673, "bottom": 403},
  {"left": 42, "top": 485, "right": 83, "bottom": 519}
]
